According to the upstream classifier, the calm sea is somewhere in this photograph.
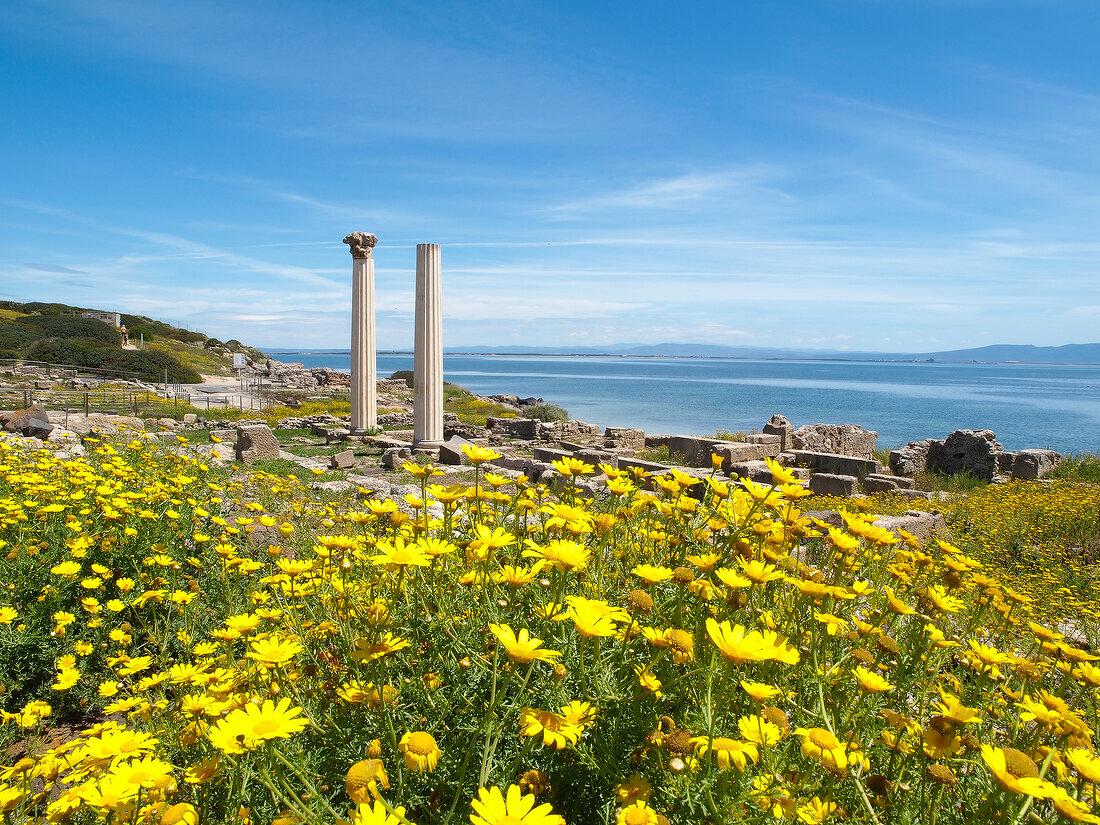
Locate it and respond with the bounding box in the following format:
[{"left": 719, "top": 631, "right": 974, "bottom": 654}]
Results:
[{"left": 267, "top": 352, "right": 1100, "bottom": 454}]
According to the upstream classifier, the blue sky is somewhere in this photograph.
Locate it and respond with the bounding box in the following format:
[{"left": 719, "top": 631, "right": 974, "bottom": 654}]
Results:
[{"left": 2, "top": 1, "right": 1100, "bottom": 351}]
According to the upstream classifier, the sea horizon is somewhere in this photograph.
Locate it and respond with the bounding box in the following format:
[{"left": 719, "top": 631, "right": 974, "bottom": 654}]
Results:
[{"left": 265, "top": 351, "right": 1100, "bottom": 455}]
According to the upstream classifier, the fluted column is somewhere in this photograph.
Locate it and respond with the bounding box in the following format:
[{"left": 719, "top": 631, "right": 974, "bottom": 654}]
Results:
[
  {"left": 343, "top": 232, "right": 377, "bottom": 433},
  {"left": 413, "top": 243, "right": 443, "bottom": 449}
]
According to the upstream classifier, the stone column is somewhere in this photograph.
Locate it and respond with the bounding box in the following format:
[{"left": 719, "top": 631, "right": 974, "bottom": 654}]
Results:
[
  {"left": 342, "top": 232, "right": 377, "bottom": 433},
  {"left": 413, "top": 243, "right": 444, "bottom": 449}
]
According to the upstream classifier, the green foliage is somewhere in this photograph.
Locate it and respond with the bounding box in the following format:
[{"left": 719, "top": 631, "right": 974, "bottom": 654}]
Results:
[
  {"left": 0, "top": 320, "right": 38, "bottom": 357},
  {"left": 25, "top": 338, "right": 202, "bottom": 383},
  {"left": 120, "top": 313, "right": 206, "bottom": 345},
  {"left": 525, "top": 402, "right": 569, "bottom": 422},
  {"left": 0, "top": 636, "right": 55, "bottom": 710},
  {"left": 17, "top": 315, "right": 120, "bottom": 344},
  {"left": 390, "top": 370, "right": 415, "bottom": 388},
  {"left": 713, "top": 427, "right": 751, "bottom": 441},
  {"left": 7, "top": 301, "right": 78, "bottom": 316},
  {"left": 635, "top": 444, "right": 675, "bottom": 464},
  {"left": 443, "top": 392, "right": 520, "bottom": 426},
  {"left": 1049, "top": 452, "right": 1100, "bottom": 484}
]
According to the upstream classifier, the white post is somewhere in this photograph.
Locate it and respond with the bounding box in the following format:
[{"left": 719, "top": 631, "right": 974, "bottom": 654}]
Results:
[
  {"left": 413, "top": 243, "right": 443, "bottom": 449},
  {"left": 343, "top": 232, "right": 378, "bottom": 433}
]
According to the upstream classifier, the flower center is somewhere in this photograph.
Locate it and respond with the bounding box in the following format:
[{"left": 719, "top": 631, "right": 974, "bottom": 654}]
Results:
[{"left": 406, "top": 732, "right": 436, "bottom": 755}]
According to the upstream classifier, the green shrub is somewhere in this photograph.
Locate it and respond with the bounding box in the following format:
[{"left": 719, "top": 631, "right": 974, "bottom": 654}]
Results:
[
  {"left": 526, "top": 402, "right": 569, "bottom": 422},
  {"left": 16, "top": 315, "right": 119, "bottom": 344},
  {"left": 1049, "top": 452, "right": 1100, "bottom": 484},
  {"left": 0, "top": 320, "right": 38, "bottom": 357},
  {"left": 390, "top": 370, "right": 415, "bottom": 388},
  {"left": 120, "top": 313, "right": 206, "bottom": 345},
  {"left": 24, "top": 338, "right": 201, "bottom": 383}
]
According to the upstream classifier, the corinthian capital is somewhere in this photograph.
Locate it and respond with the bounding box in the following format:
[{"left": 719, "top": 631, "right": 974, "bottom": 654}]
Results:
[{"left": 343, "top": 232, "right": 378, "bottom": 259}]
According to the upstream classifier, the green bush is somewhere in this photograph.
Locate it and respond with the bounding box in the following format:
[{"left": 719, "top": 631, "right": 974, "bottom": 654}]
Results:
[
  {"left": 120, "top": 313, "right": 206, "bottom": 345},
  {"left": 391, "top": 370, "right": 415, "bottom": 388},
  {"left": 526, "top": 402, "right": 569, "bottom": 422},
  {"left": 16, "top": 315, "right": 119, "bottom": 344},
  {"left": 0, "top": 320, "right": 38, "bottom": 358},
  {"left": 25, "top": 338, "right": 201, "bottom": 383},
  {"left": 1049, "top": 452, "right": 1100, "bottom": 484}
]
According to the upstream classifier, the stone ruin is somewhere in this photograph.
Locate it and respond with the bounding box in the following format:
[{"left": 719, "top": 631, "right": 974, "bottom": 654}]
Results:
[
  {"left": 889, "top": 429, "right": 1060, "bottom": 482},
  {"left": 247, "top": 358, "right": 352, "bottom": 391}
]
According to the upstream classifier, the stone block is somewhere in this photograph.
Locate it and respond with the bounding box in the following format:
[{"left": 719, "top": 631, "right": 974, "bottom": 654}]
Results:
[
  {"left": 557, "top": 419, "right": 600, "bottom": 436},
  {"left": 714, "top": 441, "right": 777, "bottom": 467},
  {"left": 742, "top": 433, "right": 782, "bottom": 448},
  {"left": 762, "top": 414, "right": 794, "bottom": 452},
  {"left": 182, "top": 413, "right": 198, "bottom": 425},
  {"left": 793, "top": 423, "right": 877, "bottom": 459},
  {"left": 444, "top": 423, "right": 489, "bottom": 441},
  {"left": 574, "top": 449, "right": 616, "bottom": 467},
  {"left": 864, "top": 473, "right": 914, "bottom": 490},
  {"left": 210, "top": 442, "right": 235, "bottom": 462},
  {"left": 789, "top": 450, "right": 880, "bottom": 478},
  {"left": 439, "top": 436, "right": 473, "bottom": 466},
  {"left": 926, "top": 430, "right": 1002, "bottom": 481},
  {"left": 485, "top": 417, "right": 539, "bottom": 440},
  {"left": 889, "top": 441, "right": 932, "bottom": 476},
  {"left": 0, "top": 405, "right": 54, "bottom": 439},
  {"left": 604, "top": 427, "right": 645, "bottom": 449},
  {"left": 726, "top": 460, "right": 771, "bottom": 483},
  {"left": 532, "top": 446, "right": 573, "bottom": 464},
  {"left": 808, "top": 473, "right": 859, "bottom": 496},
  {"left": 862, "top": 476, "right": 900, "bottom": 493},
  {"left": 331, "top": 449, "right": 356, "bottom": 470},
  {"left": 378, "top": 412, "right": 415, "bottom": 428},
  {"left": 381, "top": 446, "right": 413, "bottom": 469},
  {"left": 872, "top": 510, "right": 947, "bottom": 541},
  {"left": 488, "top": 456, "right": 552, "bottom": 482},
  {"left": 157, "top": 417, "right": 179, "bottom": 431},
  {"left": 210, "top": 428, "right": 237, "bottom": 443},
  {"left": 644, "top": 434, "right": 675, "bottom": 449},
  {"left": 235, "top": 423, "right": 280, "bottom": 463},
  {"left": 1012, "top": 449, "right": 1060, "bottom": 481},
  {"left": 668, "top": 435, "right": 724, "bottom": 467}
]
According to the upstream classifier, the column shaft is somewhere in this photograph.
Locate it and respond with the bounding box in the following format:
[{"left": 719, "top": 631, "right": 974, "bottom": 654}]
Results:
[
  {"left": 413, "top": 243, "right": 443, "bottom": 448},
  {"left": 350, "top": 256, "right": 377, "bottom": 432}
]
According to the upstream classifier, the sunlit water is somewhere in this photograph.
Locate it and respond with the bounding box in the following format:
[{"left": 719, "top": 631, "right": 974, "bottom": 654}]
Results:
[{"left": 268, "top": 352, "right": 1100, "bottom": 453}]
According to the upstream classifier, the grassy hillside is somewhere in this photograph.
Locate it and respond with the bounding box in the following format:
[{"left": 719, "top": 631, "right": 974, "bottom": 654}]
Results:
[{"left": 0, "top": 300, "right": 265, "bottom": 383}]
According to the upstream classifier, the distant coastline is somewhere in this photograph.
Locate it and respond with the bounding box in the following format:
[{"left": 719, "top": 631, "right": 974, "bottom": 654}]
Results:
[
  {"left": 263, "top": 347, "right": 1100, "bottom": 367},
  {"left": 260, "top": 352, "right": 1100, "bottom": 453}
]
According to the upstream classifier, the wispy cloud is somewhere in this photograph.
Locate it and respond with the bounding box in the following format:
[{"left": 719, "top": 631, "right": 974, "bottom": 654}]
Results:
[{"left": 542, "top": 168, "right": 793, "bottom": 218}]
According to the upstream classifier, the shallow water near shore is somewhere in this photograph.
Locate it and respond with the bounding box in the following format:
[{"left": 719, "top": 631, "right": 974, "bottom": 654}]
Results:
[{"left": 269, "top": 351, "right": 1100, "bottom": 453}]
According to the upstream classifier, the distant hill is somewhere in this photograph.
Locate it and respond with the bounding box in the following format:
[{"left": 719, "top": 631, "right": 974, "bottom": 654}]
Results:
[
  {"left": 912, "top": 343, "right": 1100, "bottom": 364},
  {"left": 446, "top": 342, "right": 1100, "bottom": 364}
]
